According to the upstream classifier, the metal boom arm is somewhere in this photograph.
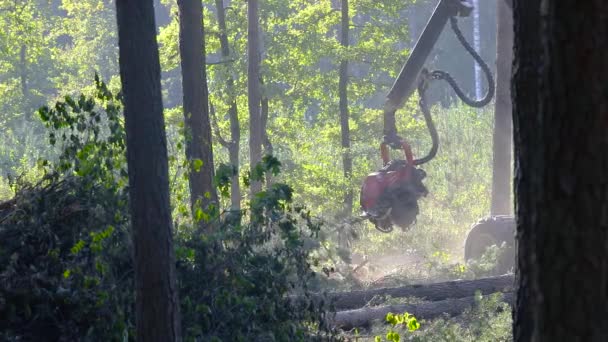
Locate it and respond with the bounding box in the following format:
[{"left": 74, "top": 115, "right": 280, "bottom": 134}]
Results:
[{"left": 383, "top": 0, "right": 473, "bottom": 138}]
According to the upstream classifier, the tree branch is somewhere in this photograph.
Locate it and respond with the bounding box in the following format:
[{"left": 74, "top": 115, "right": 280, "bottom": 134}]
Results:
[{"left": 209, "top": 102, "right": 231, "bottom": 148}]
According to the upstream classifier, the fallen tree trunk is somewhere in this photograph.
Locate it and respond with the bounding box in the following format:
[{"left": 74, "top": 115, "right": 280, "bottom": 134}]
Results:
[
  {"left": 332, "top": 292, "right": 514, "bottom": 330},
  {"left": 324, "top": 274, "right": 514, "bottom": 310}
]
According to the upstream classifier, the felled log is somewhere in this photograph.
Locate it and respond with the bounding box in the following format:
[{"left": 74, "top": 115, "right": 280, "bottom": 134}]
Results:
[
  {"left": 332, "top": 292, "right": 514, "bottom": 330},
  {"left": 325, "top": 274, "right": 514, "bottom": 310}
]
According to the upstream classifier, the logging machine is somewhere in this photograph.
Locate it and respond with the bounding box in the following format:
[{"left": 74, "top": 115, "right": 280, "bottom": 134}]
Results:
[{"left": 358, "top": 0, "right": 515, "bottom": 272}]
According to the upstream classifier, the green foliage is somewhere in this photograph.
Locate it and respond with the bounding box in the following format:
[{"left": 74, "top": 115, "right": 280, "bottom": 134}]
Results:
[
  {"left": 0, "top": 0, "right": 499, "bottom": 267},
  {"left": 0, "top": 176, "right": 133, "bottom": 341},
  {"left": 214, "top": 163, "right": 238, "bottom": 198},
  {"left": 1, "top": 79, "right": 339, "bottom": 341},
  {"left": 0, "top": 79, "right": 132, "bottom": 341},
  {"left": 0, "top": 0, "right": 120, "bottom": 185},
  {"left": 177, "top": 158, "right": 339, "bottom": 341},
  {"left": 368, "top": 293, "right": 511, "bottom": 342},
  {"left": 374, "top": 312, "right": 421, "bottom": 342},
  {"left": 0, "top": 0, "right": 508, "bottom": 340},
  {"left": 37, "top": 74, "right": 127, "bottom": 186}
]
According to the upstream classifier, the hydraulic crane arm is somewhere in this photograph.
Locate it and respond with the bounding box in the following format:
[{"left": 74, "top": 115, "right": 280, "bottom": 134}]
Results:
[
  {"left": 383, "top": 0, "right": 474, "bottom": 139},
  {"left": 360, "top": 0, "right": 495, "bottom": 233}
]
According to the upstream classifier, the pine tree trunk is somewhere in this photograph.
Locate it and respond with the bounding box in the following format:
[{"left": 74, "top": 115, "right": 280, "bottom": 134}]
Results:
[
  {"left": 215, "top": 0, "right": 241, "bottom": 212},
  {"left": 114, "top": 1, "right": 181, "bottom": 340},
  {"left": 248, "top": 0, "right": 262, "bottom": 196},
  {"left": 514, "top": 1, "right": 608, "bottom": 340},
  {"left": 177, "top": 0, "right": 218, "bottom": 222},
  {"left": 490, "top": 0, "right": 513, "bottom": 216},
  {"left": 512, "top": 0, "right": 541, "bottom": 339},
  {"left": 339, "top": 0, "right": 352, "bottom": 215}
]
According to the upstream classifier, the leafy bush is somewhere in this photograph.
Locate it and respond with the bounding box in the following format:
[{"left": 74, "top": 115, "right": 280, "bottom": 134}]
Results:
[
  {"left": 0, "top": 76, "right": 132, "bottom": 341},
  {"left": 0, "top": 176, "right": 133, "bottom": 341},
  {"left": 374, "top": 312, "right": 421, "bottom": 342},
  {"left": 177, "top": 168, "right": 337, "bottom": 341},
  {"left": 0, "top": 79, "right": 339, "bottom": 341}
]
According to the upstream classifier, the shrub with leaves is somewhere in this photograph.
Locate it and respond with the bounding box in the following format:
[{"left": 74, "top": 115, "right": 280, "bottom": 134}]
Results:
[
  {"left": 177, "top": 157, "right": 338, "bottom": 341},
  {"left": 0, "top": 177, "right": 133, "bottom": 341},
  {"left": 0, "top": 77, "right": 133, "bottom": 340},
  {"left": 373, "top": 312, "right": 421, "bottom": 342},
  {"left": 0, "top": 78, "right": 338, "bottom": 341}
]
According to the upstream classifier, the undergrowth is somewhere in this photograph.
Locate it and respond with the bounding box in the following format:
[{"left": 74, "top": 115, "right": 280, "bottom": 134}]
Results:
[
  {"left": 353, "top": 292, "right": 512, "bottom": 342},
  {"left": 0, "top": 79, "right": 341, "bottom": 341}
]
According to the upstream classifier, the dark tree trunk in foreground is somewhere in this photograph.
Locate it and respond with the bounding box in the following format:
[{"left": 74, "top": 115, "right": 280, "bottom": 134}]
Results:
[
  {"left": 248, "top": 0, "right": 263, "bottom": 196},
  {"left": 512, "top": 0, "right": 540, "bottom": 339},
  {"left": 513, "top": 1, "right": 608, "bottom": 340},
  {"left": 215, "top": 0, "right": 241, "bottom": 212},
  {"left": 490, "top": 0, "right": 513, "bottom": 216},
  {"left": 177, "top": 0, "right": 218, "bottom": 220},
  {"left": 115, "top": 0, "right": 181, "bottom": 340},
  {"left": 339, "top": 0, "right": 352, "bottom": 215}
]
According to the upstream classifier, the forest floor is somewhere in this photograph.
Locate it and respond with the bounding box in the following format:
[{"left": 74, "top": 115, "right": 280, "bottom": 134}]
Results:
[{"left": 348, "top": 251, "right": 427, "bottom": 287}]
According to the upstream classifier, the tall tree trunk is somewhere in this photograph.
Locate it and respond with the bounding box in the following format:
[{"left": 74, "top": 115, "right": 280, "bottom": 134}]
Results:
[
  {"left": 490, "top": 0, "right": 513, "bottom": 216},
  {"left": 513, "top": 1, "right": 608, "bottom": 340},
  {"left": 114, "top": 1, "right": 181, "bottom": 340},
  {"left": 20, "top": 45, "right": 27, "bottom": 97},
  {"left": 512, "top": 0, "right": 540, "bottom": 339},
  {"left": 19, "top": 44, "right": 30, "bottom": 120},
  {"left": 261, "top": 96, "right": 273, "bottom": 187},
  {"left": 339, "top": 0, "right": 353, "bottom": 215},
  {"left": 177, "top": 0, "right": 218, "bottom": 222},
  {"left": 215, "top": 0, "right": 241, "bottom": 212},
  {"left": 248, "top": 0, "right": 262, "bottom": 196}
]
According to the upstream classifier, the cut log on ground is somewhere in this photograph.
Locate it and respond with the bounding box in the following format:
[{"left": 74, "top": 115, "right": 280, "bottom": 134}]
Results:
[
  {"left": 332, "top": 292, "right": 514, "bottom": 330},
  {"left": 324, "top": 274, "right": 514, "bottom": 310}
]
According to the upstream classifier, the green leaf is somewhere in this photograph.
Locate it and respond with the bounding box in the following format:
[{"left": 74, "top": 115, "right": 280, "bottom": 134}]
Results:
[
  {"left": 70, "top": 239, "right": 86, "bottom": 255},
  {"left": 194, "top": 207, "right": 210, "bottom": 223},
  {"left": 192, "top": 158, "right": 203, "bottom": 172},
  {"left": 407, "top": 318, "right": 420, "bottom": 331}
]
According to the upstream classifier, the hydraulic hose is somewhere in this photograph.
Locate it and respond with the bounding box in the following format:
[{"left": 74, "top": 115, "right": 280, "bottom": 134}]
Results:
[{"left": 413, "top": 70, "right": 440, "bottom": 166}]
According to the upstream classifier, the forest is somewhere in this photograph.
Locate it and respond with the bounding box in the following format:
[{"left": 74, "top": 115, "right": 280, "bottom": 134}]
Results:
[{"left": 1, "top": 0, "right": 607, "bottom": 341}]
